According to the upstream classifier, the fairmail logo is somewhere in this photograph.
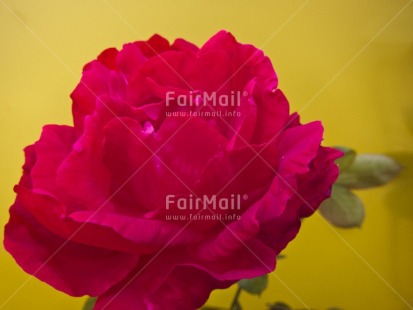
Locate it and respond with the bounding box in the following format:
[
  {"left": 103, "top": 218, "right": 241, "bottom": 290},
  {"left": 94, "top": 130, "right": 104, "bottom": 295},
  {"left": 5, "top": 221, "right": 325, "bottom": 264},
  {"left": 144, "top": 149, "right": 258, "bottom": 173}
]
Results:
[
  {"left": 165, "top": 194, "right": 247, "bottom": 211},
  {"left": 165, "top": 90, "right": 247, "bottom": 108}
]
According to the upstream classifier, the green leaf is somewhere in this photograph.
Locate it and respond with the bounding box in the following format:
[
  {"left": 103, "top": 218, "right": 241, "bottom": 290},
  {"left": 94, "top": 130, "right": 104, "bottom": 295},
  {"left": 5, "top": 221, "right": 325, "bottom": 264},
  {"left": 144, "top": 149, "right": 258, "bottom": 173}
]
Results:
[
  {"left": 320, "top": 185, "right": 365, "bottom": 228},
  {"left": 267, "top": 301, "right": 292, "bottom": 310},
  {"left": 82, "top": 297, "right": 96, "bottom": 310},
  {"left": 334, "top": 146, "right": 356, "bottom": 172},
  {"left": 336, "top": 154, "right": 402, "bottom": 189},
  {"left": 238, "top": 274, "right": 268, "bottom": 296}
]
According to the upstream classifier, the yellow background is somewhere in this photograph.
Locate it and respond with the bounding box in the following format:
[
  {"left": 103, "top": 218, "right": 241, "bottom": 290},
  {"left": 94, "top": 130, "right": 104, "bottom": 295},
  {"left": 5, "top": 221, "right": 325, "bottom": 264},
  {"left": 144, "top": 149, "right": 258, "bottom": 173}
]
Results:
[{"left": 1, "top": 1, "right": 412, "bottom": 309}]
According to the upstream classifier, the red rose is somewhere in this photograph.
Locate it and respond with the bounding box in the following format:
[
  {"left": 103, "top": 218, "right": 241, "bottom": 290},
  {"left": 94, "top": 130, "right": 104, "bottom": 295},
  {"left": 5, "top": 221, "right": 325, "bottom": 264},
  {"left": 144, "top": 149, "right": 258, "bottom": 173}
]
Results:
[{"left": 4, "top": 31, "right": 340, "bottom": 309}]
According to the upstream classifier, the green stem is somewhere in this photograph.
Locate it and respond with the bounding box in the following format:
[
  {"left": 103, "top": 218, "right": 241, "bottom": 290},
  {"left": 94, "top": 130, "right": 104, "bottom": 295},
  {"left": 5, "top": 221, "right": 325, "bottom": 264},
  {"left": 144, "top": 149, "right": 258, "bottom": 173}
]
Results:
[{"left": 229, "top": 286, "right": 242, "bottom": 310}]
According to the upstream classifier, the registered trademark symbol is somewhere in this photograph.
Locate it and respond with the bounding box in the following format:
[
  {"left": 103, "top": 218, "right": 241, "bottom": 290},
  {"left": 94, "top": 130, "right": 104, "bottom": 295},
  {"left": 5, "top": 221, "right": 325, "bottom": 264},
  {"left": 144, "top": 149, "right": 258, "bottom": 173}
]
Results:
[
  {"left": 243, "top": 91, "right": 248, "bottom": 97},
  {"left": 242, "top": 194, "right": 248, "bottom": 200}
]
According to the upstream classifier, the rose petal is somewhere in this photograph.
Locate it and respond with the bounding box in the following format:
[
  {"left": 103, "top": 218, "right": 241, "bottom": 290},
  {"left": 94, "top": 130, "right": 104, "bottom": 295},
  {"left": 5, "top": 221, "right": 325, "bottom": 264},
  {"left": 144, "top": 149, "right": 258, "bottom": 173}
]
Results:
[
  {"left": 97, "top": 47, "right": 119, "bottom": 70},
  {"left": 71, "top": 61, "right": 111, "bottom": 129},
  {"left": 293, "top": 146, "right": 341, "bottom": 218},
  {"left": 196, "top": 143, "right": 278, "bottom": 209},
  {"left": 201, "top": 30, "right": 278, "bottom": 91},
  {"left": 172, "top": 38, "right": 199, "bottom": 53},
  {"left": 103, "top": 115, "right": 228, "bottom": 217},
  {"left": 146, "top": 266, "right": 232, "bottom": 309},
  {"left": 95, "top": 253, "right": 232, "bottom": 310},
  {"left": 19, "top": 145, "right": 36, "bottom": 188},
  {"left": 30, "top": 125, "right": 76, "bottom": 195},
  {"left": 193, "top": 215, "right": 276, "bottom": 280},
  {"left": 276, "top": 121, "right": 324, "bottom": 177},
  {"left": 252, "top": 88, "right": 289, "bottom": 145},
  {"left": 4, "top": 199, "right": 139, "bottom": 297},
  {"left": 134, "top": 34, "right": 171, "bottom": 58},
  {"left": 116, "top": 43, "right": 147, "bottom": 83}
]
